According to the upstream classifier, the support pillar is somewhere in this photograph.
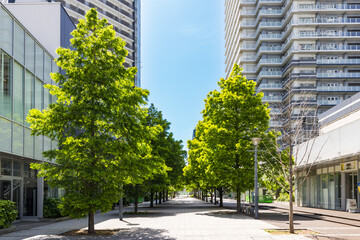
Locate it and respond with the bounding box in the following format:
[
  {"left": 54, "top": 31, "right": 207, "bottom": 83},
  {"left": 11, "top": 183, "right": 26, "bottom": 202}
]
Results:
[{"left": 37, "top": 177, "right": 44, "bottom": 218}]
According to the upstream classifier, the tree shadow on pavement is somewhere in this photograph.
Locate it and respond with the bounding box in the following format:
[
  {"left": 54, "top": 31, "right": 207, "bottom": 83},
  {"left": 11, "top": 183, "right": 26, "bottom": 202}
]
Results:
[{"left": 38, "top": 228, "right": 174, "bottom": 240}]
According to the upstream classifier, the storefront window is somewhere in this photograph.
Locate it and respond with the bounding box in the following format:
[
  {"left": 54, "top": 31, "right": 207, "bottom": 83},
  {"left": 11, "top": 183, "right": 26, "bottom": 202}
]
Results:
[
  {"left": 335, "top": 173, "right": 341, "bottom": 210},
  {"left": 322, "top": 174, "right": 329, "bottom": 208},
  {"left": 329, "top": 173, "right": 335, "bottom": 209},
  {"left": 23, "top": 162, "right": 37, "bottom": 216}
]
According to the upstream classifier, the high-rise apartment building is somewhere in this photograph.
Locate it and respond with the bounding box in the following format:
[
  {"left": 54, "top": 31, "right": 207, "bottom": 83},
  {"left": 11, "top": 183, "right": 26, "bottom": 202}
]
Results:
[
  {"left": 54, "top": 0, "right": 141, "bottom": 86},
  {"left": 225, "top": 0, "right": 360, "bottom": 129},
  {"left": 5, "top": 0, "right": 141, "bottom": 86}
]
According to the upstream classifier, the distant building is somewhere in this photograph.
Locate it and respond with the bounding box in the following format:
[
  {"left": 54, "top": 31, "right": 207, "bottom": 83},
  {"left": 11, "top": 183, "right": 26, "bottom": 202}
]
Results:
[
  {"left": 295, "top": 92, "right": 360, "bottom": 211},
  {"left": 0, "top": 2, "right": 74, "bottom": 219}
]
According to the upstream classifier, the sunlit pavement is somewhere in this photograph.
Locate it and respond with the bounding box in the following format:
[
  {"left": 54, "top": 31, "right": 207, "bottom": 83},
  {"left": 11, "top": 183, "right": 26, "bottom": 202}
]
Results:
[
  {"left": 1, "top": 197, "right": 311, "bottom": 240},
  {"left": 223, "top": 198, "right": 360, "bottom": 240}
]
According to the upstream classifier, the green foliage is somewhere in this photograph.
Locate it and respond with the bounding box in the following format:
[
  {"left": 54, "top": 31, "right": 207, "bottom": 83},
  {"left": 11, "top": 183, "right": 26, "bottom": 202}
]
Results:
[
  {"left": 0, "top": 200, "right": 17, "bottom": 229},
  {"left": 28, "top": 8, "right": 163, "bottom": 229},
  {"left": 184, "top": 64, "right": 270, "bottom": 210},
  {"left": 43, "top": 198, "right": 64, "bottom": 218}
]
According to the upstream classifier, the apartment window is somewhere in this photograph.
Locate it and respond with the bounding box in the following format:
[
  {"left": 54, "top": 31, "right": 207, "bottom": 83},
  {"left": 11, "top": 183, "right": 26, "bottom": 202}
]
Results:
[
  {"left": 325, "top": 30, "right": 339, "bottom": 36},
  {"left": 327, "top": 83, "right": 338, "bottom": 86},
  {"left": 300, "top": 31, "right": 314, "bottom": 37},
  {"left": 327, "top": 97, "right": 338, "bottom": 101},
  {"left": 300, "top": 17, "right": 314, "bottom": 23},
  {"left": 300, "top": 44, "right": 314, "bottom": 50},
  {"left": 326, "top": 56, "right": 338, "bottom": 60},
  {"left": 325, "top": 43, "right": 339, "bottom": 50},
  {"left": 326, "top": 16, "right": 338, "bottom": 23},
  {"left": 299, "top": 4, "right": 313, "bottom": 9}
]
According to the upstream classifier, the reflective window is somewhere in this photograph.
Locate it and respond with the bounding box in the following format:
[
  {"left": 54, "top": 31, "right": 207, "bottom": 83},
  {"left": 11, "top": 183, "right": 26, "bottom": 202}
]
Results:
[
  {"left": 13, "top": 123, "right": 23, "bottom": 155},
  {"left": 14, "top": 22, "right": 25, "bottom": 64},
  {"left": 1, "top": 158, "right": 12, "bottom": 176},
  {"left": 34, "top": 134, "right": 43, "bottom": 160},
  {"left": 0, "top": 117, "right": 11, "bottom": 152},
  {"left": 13, "top": 160, "right": 20, "bottom": 177},
  {"left": 44, "top": 54, "right": 51, "bottom": 84},
  {"left": 25, "top": 71, "right": 34, "bottom": 127},
  {"left": 13, "top": 62, "right": 24, "bottom": 124},
  {"left": 0, "top": 52, "right": 12, "bottom": 119},
  {"left": 24, "top": 128, "right": 34, "bottom": 158},
  {"left": 0, "top": 7, "right": 13, "bottom": 55},
  {"left": 35, "top": 44, "right": 43, "bottom": 79},
  {"left": 25, "top": 33, "right": 35, "bottom": 72},
  {"left": 35, "top": 78, "right": 43, "bottom": 110}
]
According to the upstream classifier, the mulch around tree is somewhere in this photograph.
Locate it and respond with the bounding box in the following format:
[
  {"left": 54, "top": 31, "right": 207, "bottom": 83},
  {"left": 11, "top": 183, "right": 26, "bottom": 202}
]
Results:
[
  {"left": 265, "top": 229, "right": 318, "bottom": 235},
  {"left": 61, "top": 229, "right": 120, "bottom": 236}
]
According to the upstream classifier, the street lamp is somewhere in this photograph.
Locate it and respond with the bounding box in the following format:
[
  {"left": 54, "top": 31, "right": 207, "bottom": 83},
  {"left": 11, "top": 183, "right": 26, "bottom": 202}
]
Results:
[{"left": 251, "top": 137, "right": 261, "bottom": 219}]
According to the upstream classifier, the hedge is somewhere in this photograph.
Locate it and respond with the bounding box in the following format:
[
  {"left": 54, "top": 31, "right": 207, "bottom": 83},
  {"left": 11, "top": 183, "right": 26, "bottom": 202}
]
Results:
[{"left": 0, "top": 200, "right": 17, "bottom": 229}]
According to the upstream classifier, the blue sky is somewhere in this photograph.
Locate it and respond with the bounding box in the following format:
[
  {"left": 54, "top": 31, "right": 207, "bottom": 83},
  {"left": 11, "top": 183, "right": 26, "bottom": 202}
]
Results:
[{"left": 141, "top": 0, "right": 225, "bottom": 151}]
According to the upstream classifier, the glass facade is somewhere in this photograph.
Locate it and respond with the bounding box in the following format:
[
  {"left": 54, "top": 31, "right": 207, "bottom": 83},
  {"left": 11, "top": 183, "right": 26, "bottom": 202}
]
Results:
[
  {"left": 0, "top": 4, "right": 60, "bottom": 218},
  {"left": 297, "top": 164, "right": 360, "bottom": 211},
  {"left": 0, "top": 5, "right": 58, "bottom": 160}
]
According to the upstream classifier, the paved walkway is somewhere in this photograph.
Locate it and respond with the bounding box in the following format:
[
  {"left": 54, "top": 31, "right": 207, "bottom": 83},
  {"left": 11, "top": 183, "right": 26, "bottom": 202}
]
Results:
[
  {"left": 0, "top": 197, "right": 310, "bottom": 240},
  {"left": 222, "top": 198, "right": 360, "bottom": 239}
]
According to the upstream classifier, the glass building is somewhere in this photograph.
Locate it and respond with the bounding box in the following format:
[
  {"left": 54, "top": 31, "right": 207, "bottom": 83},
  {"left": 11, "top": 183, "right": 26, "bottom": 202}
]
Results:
[{"left": 0, "top": 2, "right": 73, "bottom": 219}]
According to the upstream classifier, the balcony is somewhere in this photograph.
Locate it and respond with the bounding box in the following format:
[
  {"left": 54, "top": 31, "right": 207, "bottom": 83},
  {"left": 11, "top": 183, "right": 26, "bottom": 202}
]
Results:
[
  {"left": 257, "top": 83, "right": 282, "bottom": 91},
  {"left": 258, "top": 71, "right": 282, "bottom": 77},
  {"left": 317, "top": 59, "right": 360, "bottom": 65},
  {"left": 318, "top": 100, "right": 342, "bottom": 106},
  {"left": 262, "top": 96, "right": 282, "bottom": 102},
  {"left": 317, "top": 86, "right": 360, "bottom": 92},
  {"left": 317, "top": 72, "right": 360, "bottom": 78}
]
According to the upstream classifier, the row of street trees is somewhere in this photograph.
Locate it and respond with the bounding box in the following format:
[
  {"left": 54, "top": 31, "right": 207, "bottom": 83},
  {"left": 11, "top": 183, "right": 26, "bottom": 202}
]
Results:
[
  {"left": 27, "top": 9, "right": 185, "bottom": 234},
  {"left": 183, "top": 65, "right": 321, "bottom": 234},
  {"left": 183, "top": 65, "right": 270, "bottom": 213}
]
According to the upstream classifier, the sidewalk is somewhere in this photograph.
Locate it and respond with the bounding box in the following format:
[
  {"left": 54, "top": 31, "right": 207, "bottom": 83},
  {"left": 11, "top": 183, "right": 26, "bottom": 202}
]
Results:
[
  {"left": 0, "top": 197, "right": 310, "bottom": 240},
  {"left": 223, "top": 198, "right": 360, "bottom": 222}
]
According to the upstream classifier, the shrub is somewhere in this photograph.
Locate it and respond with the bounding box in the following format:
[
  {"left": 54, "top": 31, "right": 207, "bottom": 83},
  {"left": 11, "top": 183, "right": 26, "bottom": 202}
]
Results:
[
  {"left": 0, "top": 200, "right": 17, "bottom": 229},
  {"left": 43, "top": 198, "right": 64, "bottom": 218}
]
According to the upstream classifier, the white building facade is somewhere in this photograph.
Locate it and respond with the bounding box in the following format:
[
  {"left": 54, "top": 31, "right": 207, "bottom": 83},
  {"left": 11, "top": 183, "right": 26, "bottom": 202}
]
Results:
[{"left": 295, "top": 92, "right": 360, "bottom": 211}]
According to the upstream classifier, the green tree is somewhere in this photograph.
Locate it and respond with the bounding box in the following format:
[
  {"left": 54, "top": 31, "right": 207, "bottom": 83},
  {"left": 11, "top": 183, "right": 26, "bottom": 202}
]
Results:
[
  {"left": 28, "top": 9, "right": 162, "bottom": 233},
  {"left": 201, "top": 64, "right": 270, "bottom": 213}
]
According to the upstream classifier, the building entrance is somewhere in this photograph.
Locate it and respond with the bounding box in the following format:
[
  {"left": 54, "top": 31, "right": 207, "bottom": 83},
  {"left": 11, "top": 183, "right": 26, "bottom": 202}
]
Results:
[{"left": 345, "top": 172, "right": 358, "bottom": 207}]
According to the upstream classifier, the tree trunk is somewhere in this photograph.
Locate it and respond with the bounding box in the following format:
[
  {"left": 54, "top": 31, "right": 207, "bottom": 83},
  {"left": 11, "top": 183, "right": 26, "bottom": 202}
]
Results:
[
  {"left": 119, "top": 197, "right": 123, "bottom": 220},
  {"left": 289, "top": 145, "right": 294, "bottom": 233},
  {"left": 219, "top": 187, "right": 223, "bottom": 207},
  {"left": 166, "top": 190, "right": 169, "bottom": 201},
  {"left": 159, "top": 192, "right": 162, "bottom": 204},
  {"left": 236, "top": 187, "right": 241, "bottom": 213},
  {"left": 150, "top": 191, "right": 154, "bottom": 208},
  {"left": 210, "top": 191, "right": 213, "bottom": 203},
  {"left": 163, "top": 188, "right": 165, "bottom": 202},
  {"left": 88, "top": 211, "right": 95, "bottom": 234},
  {"left": 214, "top": 188, "right": 217, "bottom": 205},
  {"left": 155, "top": 192, "right": 158, "bottom": 205},
  {"left": 205, "top": 190, "right": 208, "bottom": 202}
]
